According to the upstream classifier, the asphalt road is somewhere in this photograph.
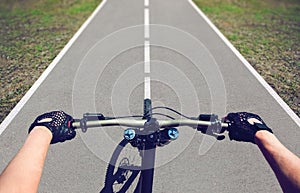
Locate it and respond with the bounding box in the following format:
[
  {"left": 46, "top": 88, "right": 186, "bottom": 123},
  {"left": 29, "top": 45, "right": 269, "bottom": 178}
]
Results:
[{"left": 0, "top": 0, "right": 299, "bottom": 192}]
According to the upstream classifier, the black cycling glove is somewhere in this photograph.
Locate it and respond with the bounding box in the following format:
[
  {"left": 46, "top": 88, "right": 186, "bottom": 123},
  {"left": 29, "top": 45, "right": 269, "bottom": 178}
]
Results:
[
  {"left": 225, "top": 112, "right": 273, "bottom": 143},
  {"left": 28, "top": 111, "right": 76, "bottom": 144}
]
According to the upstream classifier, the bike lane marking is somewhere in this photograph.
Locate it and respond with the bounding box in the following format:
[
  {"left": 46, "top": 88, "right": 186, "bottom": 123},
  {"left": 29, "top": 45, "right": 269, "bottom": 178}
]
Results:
[
  {"left": 145, "top": 76, "right": 151, "bottom": 99},
  {"left": 145, "top": 40, "right": 150, "bottom": 73},
  {"left": 144, "top": 0, "right": 151, "bottom": 99},
  {"left": 0, "top": 0, "right": 108, "bottom": 136},
  {"left": 188, "top": 0, "right": 300, "bottom": 127},
  {"left": 144, "top": 8, "right": 150, "bottom": 39}
]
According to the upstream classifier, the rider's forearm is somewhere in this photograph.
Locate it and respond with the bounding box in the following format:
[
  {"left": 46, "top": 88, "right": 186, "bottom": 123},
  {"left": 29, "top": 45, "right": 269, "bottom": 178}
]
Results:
[
  {"left": 0, "top": 126, "right": 52, "bottom": 193},
  {"left": 255, "top": 130, "right": 300, "bottom": 193}
]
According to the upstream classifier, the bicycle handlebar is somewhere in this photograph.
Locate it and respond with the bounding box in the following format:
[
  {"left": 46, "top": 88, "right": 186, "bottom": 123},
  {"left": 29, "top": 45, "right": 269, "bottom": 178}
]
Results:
[
  {"left": 72, "top": 118, "right": 228, "bottom": 129},
  {"left": 77, "top": 103, "right": 229, "bottom": 192}
]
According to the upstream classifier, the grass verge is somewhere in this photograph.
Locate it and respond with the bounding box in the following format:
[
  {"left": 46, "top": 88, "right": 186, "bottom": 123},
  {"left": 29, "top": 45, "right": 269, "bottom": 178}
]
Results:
[
  {"left": 0, "top": 0, "right": 102, "bottom": 124},
  {"left": 194, "top": 0, "right": 300, "bottom": 116}
]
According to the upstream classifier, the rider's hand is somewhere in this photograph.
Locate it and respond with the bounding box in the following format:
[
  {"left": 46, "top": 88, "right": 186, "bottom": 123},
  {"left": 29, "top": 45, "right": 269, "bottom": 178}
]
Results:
[
  {"left": 28, "top": 111, "right": 76, "bottom": 144},
  {"left": 225, "top": 112, "right": 273, "bottom": 143}
]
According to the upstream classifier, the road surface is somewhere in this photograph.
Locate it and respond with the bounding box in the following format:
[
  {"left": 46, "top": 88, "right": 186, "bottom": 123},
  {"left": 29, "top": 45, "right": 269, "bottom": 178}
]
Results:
[{"left": 0, "top": 0, "right": 299, "bottom": 192}]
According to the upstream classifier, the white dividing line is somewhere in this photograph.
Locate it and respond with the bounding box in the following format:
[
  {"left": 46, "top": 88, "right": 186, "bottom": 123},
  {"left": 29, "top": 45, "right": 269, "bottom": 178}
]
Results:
[
  {"left": 0, "top": 0, "right": 108, "bottom": 136},
  {"left": 145, "top": 0, "right": 149, "bottom": 7},
  {"left": 144, "top": 8, "right": 150, "bottom": 39},
  {"left": 144, "top": 77, "right": 151, "bottom": 99},
  {"left": 144, "top": 1, "right": 151, "bottom": 99},
  {"left": 144, "top": 40, "right": 150, "bottom": 73},
  {"left": 188, "top": 0, "right": 300, "bottom": 127}
]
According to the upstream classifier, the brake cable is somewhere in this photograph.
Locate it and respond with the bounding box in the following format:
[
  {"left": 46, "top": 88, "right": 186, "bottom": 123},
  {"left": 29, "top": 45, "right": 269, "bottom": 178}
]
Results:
[{"left": 149, "top": 106, "right": 194, "bottom": 119}]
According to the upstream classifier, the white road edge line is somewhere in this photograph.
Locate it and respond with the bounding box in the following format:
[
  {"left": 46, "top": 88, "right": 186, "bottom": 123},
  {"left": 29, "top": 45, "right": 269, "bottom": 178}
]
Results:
[
  {"left": 144, "top": 40, "right": 150, "bottom": 73},
  {"left": 188, "top": 0, "right": 300, "bottom": 127},
  {"left": 144, "top": 77, "right": 151, "bottom": 99},
  {"left": 0, "top": 0, "right": 108, "bottom": 136},
  {"left": 144, "top": 8, "right": 150, "bottom": 38}
]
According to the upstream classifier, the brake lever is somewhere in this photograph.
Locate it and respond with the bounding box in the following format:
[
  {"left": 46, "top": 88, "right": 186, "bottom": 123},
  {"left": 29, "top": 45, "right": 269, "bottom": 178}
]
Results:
[
  {"left": 77, "top": 113, "right": 106, "bottom": 133},
  {"left": 197, "top": 114, "right": 226, "bottom": 140}
]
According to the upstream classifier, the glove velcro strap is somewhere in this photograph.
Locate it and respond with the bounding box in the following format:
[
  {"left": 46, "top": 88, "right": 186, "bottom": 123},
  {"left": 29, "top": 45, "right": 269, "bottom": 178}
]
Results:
[
  {"left": 254, "top": 123, "right": 273, "bottom": 133},
  {"left": 28, "top": 122, "right": 53, "bottom": 134}
]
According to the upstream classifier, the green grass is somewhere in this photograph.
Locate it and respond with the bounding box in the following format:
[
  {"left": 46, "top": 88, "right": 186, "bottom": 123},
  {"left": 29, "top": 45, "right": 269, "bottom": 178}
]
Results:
[
  {"left": 201, "top": 3, "right": 242, "bottom": 15},
  {"left": 194, "top": 0, "right": 300, "bottom": 116},
  {"left": 0, "top": 0, "right": 102, "bottom": 123}
]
